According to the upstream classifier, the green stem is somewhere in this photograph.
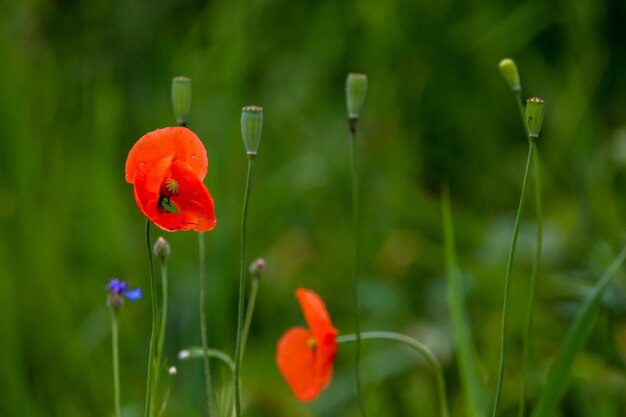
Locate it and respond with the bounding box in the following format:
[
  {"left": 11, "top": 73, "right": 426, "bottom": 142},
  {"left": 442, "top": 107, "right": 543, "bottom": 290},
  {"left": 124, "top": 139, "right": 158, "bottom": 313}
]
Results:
[
  {"left": 179, "top": 347, "right": 236, "bottom": 372},
  {"left": 513, "top": 89, "right": 543, "bottom": 417},
  {"left": 349, "top": 124, "right": 367, "bottom": 417},
  {"left": 240, "top": 277, "right": 259, "bottom": 363},
  {"left": 110, "top": 308, "right": 121, "bottom": 417},
  {"left": 158, "top": 370, "right": 175, "bottom": 417},
  {"left": 514, "top": 90, "right": 528, "bottom": 137},
  {"left": 337, "top": 331, "right": 449, "bottom": 417},
  {"left": 145, "top": 220, "right": 159, "bottom": 417},
  {"left": 234, "top": 158, "right": 254, "bottom": 417},
  {"left": 199, "top": 232, "right": 213, "bottom": 417},
  {"left": 154, "top": 257, "right": 169, "bottom": 414},
  {"left": 491, "top": 142, "right": 535, "bottom": 417},
  {"left": 519, "top": 144, "right": 543, "bottom": 417}
]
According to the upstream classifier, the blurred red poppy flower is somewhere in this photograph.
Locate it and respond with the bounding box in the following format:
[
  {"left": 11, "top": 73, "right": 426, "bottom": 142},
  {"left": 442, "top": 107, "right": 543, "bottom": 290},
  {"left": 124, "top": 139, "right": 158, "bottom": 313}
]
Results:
[
  {"left": 125, "top": 127, "right": 216, "bottom": 232},
  {"left": 276, "top": 288, "right": 339, "bottom": 401}
]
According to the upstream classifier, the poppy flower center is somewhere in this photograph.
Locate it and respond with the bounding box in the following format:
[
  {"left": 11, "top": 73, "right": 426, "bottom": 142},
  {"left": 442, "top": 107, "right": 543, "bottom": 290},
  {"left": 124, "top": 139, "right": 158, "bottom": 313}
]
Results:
[
  {"left": 165, "top": 178, "right": 180, "bottom": 193},
  {"left": 307, "top": 337, "right": 317, "bottom": 350},
  {"left": 158, "top": 178, "right": 181, "bottom": 214}
]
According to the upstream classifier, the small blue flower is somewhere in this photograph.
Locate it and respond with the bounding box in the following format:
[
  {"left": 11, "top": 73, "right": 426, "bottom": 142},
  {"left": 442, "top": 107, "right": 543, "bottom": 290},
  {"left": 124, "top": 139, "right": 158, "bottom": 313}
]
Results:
[{"left": 107, "top": 278, "right": 141, "bottom": 311}]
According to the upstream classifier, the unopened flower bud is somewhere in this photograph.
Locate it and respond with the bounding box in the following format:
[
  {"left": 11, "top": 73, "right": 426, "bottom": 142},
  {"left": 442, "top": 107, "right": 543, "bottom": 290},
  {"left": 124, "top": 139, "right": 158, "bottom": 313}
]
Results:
[
  {"left": 241, "top": 106, "right": 263, "bottom": 158},
  {"left": 525, "top": 97, "right": 545, "bottom": 140},
  {"left": 346, "top": 73, "right": 368, "bottom": 122},
  {"left": 498, "top": 58, "right": 521, "bottom": 93},
  {"left": 249, "top": 258, "right": 266, "bottom": 279},
  {"left": 171, "top": 76, "right": 192, "bottom": 126},
  {"left": 153, "top": 237, "right": 171, "bottom": 260},
  {"left": 107, "top": 294, "right": 124, "bottom": 312}
]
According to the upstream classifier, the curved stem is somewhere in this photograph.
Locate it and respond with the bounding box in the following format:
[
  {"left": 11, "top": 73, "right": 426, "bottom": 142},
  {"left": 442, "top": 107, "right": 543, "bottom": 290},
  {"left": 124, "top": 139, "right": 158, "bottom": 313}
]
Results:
[
  {"left": 199, "top": 232, "right": 213, "bottom": 417},
  {"left": 349, "top": 125, "right": 367, "bottom": 417},
  {"left": 234, "top": 158, "right": 254, "bottom": 417},
  {"left": 145, "top": 220, "right": 159, "bottom": 417},
  {"left": 519, "top": 145, "right": 543, "bottom": 417},
  {"left": 240, "top": 277, "right": 259, "bottom": 363},
  {"left": 110, "top": 308, "right": 121, "bottom": 417},
  {"left": 179, "top": 347, "right": 236, "bottom": 372},
  {"left": 337, "top": 331, "right": 449, "bottom": 417},
  {"left": 491, "top": 142, "right": 535, "bottom": 417}
]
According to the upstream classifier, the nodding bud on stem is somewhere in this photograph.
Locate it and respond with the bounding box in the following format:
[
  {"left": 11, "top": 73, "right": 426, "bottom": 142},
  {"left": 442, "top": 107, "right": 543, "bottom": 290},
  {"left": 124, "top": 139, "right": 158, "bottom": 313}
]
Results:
[
  {"left": 249, "top": 258, "right": 266, "bottom": 279},
  {"left": 171, "top": 76, "right": 192, "bottom": 126},
  {"left": 498, "top": 58, "right": 521, "bottom": 93},
  {"left": 346, "top": 73, "right": 368, "bottom": 124},
  {"left": 241, "top": 106, "right": 263, "bottom": 158},
  {"left": 525, "top": 97, "right": 545, "bottom": 140},
  {"left": 153, "top": 236, "right": 171, "bottom": 260}
]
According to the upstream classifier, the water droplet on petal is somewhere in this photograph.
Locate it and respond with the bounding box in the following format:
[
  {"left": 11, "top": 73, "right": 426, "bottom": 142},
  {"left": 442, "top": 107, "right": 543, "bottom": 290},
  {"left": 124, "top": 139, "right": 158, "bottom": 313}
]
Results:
[
  {"left": 191, "top": 154, "right": 196, "bottom": 159},
  {"left": 138, "top": 161, "right": 145, "bottom": 167}
]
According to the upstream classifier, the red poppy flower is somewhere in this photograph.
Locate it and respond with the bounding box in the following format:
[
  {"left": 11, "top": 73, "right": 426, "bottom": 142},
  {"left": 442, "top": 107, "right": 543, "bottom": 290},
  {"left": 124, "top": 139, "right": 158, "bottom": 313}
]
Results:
[
  {"left": 125, "top": 127, "right": 216, "bottom": 232},
  {"left": 276, "top": 288, "right": 339, "bottom": 402}
]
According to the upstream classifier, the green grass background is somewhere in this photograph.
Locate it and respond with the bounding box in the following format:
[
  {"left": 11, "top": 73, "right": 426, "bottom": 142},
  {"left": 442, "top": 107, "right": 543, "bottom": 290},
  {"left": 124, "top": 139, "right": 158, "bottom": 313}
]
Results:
[{"left": 1, "top": 0, "right": 626, "bottom": 416}]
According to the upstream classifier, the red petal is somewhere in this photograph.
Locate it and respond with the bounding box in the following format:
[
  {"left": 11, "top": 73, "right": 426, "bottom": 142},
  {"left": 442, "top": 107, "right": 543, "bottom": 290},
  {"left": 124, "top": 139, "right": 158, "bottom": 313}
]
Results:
[
  {"left": 125, "top": 127, "right": 208, "bottom": 184},
  {"left": 296, "top": 288, "right": 338, "bottom": 342},
  {"left": 276, "top": 328, "right": 320, "bottom": 401}
]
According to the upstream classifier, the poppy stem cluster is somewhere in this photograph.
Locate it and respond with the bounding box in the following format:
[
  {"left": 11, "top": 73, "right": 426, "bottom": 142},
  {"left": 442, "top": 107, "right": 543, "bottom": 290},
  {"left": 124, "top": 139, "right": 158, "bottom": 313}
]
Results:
[{"left": 492, "top": 58, "right": 545, "bottom": 417}]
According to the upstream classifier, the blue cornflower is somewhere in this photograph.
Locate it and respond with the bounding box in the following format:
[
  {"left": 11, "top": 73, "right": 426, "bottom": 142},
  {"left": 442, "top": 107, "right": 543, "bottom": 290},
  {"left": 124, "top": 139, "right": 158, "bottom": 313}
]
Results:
[{"left": 107, "top": 278, "right": 141, "bottom": 311}]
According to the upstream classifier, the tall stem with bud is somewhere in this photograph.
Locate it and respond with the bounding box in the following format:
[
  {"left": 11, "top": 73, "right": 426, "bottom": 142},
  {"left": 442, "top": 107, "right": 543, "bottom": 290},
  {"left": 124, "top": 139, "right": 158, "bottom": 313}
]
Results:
[
  {"left": 171, "top": 76, "right": 214, "bottom": 417},
  {"left": 346, "top": 73, "right": 368, "bottom": 417},
  {"left": 234, "top": 106, "right": 263, "bottom": 417},
  {"left": 492, "top": 59, "right": 545, "bottom": 417}
]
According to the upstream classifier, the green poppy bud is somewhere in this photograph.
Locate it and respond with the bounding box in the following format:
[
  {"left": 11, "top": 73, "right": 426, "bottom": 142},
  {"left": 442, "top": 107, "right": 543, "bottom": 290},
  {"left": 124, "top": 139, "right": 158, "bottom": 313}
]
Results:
[
  {"left": 171, "top": 76, "right": 192, "bottom": 126},
  {"left": 248, "top": 258, "right": 266, "bottom": 279},
  {"left": 498, "top": 58, "right": 521, "bottom": 93},
  {"left": 153, "top": 236, "right": 171, "bottom": 260},
  {"left": 241, "top": 105, "right": 263, "bottom": 158},
  {"left": 346, "top": 73, "right": 368, "bottom": 121},
  {"left": 525, "top": 97, "right": 545, "bottom": 140}
]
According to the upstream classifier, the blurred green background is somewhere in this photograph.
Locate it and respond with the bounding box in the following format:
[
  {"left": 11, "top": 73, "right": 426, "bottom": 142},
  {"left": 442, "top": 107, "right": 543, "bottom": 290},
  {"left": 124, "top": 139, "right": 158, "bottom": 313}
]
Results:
[{"left": 2, "top": 0, "right": 626, "bottom": 416}]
